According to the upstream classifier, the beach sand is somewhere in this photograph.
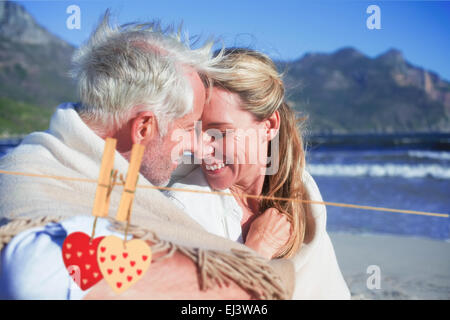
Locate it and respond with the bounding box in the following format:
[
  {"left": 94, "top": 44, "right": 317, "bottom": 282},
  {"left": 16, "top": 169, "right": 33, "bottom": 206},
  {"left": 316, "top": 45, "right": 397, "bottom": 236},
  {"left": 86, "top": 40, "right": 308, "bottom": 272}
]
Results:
[{"left": 329, "top": 232, "right": 450, "bottom": 300}]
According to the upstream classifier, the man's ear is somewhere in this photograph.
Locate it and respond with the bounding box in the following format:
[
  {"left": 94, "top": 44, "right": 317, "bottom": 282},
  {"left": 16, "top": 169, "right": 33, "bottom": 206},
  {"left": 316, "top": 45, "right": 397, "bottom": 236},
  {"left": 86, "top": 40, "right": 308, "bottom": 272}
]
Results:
[
  {"left": 264, "top": 110, "right": 280, "bottom": 141},
  {"left": 130, "top": 111, "right": 158, "bottom": 144}
]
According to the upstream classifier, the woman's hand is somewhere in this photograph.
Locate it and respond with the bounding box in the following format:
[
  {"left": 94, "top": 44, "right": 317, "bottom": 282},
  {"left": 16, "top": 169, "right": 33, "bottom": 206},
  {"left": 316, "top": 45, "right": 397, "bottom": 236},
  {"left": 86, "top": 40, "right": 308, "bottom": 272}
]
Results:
[{"left": 244, "top": 208, "right": 292, "bottom": 259}]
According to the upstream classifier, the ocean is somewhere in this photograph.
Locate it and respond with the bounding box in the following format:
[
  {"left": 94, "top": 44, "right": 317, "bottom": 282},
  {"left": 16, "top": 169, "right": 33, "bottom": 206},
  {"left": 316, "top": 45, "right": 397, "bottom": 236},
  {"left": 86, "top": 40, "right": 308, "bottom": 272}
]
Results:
[
  {"left": 1, "top": 136, "right": 449, "bottom": 241},
  {"left": 306, "top": 147, "right": 450, "bottom": 241}
]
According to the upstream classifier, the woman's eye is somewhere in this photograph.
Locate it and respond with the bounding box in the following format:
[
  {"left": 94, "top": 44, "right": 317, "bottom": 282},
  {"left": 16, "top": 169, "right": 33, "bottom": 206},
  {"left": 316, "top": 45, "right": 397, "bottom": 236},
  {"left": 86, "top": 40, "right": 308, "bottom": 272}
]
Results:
[{"left": 204, "top": 129, "right": 233, "bottom": 142}]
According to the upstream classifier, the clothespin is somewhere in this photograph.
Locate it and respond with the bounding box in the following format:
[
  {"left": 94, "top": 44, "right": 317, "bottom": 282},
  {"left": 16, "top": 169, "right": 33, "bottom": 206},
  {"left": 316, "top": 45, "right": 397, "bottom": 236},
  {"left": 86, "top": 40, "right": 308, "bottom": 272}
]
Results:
[
  {"left": 90, "top": 137, "right": 118, "bottom": 241},
  {"left": 92, "top": 138, "right": 117, "bottom": 218},
  {"left": 116, "top": 143, "right": 145, "bottom": 223}
]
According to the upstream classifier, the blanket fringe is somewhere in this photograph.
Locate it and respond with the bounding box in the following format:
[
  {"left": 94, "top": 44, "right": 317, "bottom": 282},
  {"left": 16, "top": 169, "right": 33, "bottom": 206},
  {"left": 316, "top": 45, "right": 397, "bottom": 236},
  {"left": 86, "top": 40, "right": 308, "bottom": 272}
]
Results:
[{"left": 0, "top": 216, "right": 288, "bottom": 300}]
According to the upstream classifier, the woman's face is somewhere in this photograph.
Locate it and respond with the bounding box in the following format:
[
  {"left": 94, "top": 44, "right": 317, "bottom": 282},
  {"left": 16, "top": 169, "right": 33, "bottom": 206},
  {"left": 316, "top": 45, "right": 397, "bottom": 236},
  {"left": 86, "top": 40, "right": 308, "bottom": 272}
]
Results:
[{"left": 200, "top": 87, "right": 269, "bottom": 191}]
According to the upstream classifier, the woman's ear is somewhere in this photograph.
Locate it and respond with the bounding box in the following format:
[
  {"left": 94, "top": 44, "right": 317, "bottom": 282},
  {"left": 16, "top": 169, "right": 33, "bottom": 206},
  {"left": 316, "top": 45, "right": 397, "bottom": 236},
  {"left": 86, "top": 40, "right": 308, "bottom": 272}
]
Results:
[
  {"left": 130, "top": 111, "right": 158, "bottom": 144},
  {"left": 265, "top": 110, "right": 280, "bottom": 142}
]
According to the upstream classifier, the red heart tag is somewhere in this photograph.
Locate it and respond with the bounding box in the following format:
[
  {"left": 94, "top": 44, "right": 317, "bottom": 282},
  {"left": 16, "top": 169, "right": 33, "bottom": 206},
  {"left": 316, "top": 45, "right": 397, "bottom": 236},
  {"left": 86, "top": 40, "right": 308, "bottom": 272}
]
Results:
[{"left": 62, "top": 232, "right": 105, "bottom": 290}]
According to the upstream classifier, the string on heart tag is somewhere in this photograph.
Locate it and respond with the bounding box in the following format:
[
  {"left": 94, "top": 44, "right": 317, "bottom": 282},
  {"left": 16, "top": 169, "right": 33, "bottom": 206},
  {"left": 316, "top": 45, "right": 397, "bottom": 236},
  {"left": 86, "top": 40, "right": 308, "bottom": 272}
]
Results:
[
  {"left": 90, "top": 168, "right": 118, "bottom": 242},
  {"left": 97, "top": 143, "right": 152, "bottom": 294},
  {"left": 62, "top": 137, "right": 119, "bottom": 291},
  {"left": 122, "top": 177, "right": 138, "bottom": 249}
]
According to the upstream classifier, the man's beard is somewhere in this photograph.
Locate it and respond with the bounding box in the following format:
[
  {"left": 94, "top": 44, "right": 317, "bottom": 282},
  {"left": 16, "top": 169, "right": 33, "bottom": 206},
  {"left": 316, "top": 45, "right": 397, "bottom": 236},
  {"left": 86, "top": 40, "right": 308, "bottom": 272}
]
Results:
[{"left": 139, "top": 135, "right": 173, "bottom": 187}]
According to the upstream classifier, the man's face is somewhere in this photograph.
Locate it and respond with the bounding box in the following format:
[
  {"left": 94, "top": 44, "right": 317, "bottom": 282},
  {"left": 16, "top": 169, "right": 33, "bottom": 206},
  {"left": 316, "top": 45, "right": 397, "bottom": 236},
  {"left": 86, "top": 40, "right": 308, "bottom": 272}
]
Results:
[{"left": 140, "top": 70, "right": 205, "bottom": 186}]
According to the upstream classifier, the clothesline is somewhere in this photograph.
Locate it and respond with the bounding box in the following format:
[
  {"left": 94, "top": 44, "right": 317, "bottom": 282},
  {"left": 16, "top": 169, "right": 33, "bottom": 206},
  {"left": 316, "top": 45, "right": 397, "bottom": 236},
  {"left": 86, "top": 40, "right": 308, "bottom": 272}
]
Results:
[{"left": 0, "top": 169, "right": 448, "bottom": 218}]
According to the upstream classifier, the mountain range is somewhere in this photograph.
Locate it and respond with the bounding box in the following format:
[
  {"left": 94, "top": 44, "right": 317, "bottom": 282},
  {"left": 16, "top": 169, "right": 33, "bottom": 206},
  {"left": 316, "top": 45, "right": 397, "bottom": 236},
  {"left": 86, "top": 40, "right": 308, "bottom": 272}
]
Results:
[
  {"left": 0, "top": 1, "right": 449, "bottom": 136},
  {"left": 278, "top": 48, "right": 450, "bottom": 134}
]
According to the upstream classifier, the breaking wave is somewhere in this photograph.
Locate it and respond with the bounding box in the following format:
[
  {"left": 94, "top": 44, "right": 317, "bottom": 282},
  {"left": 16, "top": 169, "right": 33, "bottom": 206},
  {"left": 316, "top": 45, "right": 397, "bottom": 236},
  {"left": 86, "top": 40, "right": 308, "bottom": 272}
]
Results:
[
  {"left": 407, "top": 151, "right": 450, "bottom": 161},
  {"left": 307, "top": 163, "right": 450, "bottom": 179}
]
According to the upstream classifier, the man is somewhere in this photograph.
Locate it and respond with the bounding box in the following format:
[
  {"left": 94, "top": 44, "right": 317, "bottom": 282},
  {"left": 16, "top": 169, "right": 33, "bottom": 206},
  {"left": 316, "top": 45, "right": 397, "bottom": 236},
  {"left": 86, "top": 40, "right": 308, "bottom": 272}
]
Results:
[{"left": 0, "top": 14, "right": 294, "bottom": 299}]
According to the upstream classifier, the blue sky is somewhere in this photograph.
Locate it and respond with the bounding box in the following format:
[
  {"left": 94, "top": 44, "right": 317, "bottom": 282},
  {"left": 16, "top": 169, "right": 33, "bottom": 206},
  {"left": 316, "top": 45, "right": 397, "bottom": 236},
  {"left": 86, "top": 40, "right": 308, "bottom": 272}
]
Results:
[{"left": 14, "top": 0, "right": 450, "bottom": 80}]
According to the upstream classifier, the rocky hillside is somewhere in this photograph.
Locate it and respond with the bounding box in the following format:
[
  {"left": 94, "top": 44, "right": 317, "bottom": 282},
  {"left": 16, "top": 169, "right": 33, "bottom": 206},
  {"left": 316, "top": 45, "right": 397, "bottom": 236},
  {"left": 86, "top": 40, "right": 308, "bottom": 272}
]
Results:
[
  {"left": 279, "top": 47, "right": 450, "bottom": 134},
  {"left": 0, "top": 1, "right": 76, "bottom": 135}
]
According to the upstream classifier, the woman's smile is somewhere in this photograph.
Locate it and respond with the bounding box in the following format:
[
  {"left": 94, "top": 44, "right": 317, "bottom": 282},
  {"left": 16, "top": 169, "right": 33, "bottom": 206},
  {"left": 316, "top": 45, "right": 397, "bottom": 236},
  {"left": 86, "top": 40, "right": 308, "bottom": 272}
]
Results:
[{"left": 204, "top": 162, "right": 226, "bottom": 172}]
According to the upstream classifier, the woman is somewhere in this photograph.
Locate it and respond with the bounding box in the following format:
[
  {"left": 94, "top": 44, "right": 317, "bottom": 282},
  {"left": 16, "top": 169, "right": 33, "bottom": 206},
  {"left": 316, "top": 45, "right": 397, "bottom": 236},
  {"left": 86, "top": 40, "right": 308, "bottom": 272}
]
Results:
[
  {"left": 168, "top": 49, "right": 350, "bottom": 299},
  {"left": 169, "top": 48, "right": 312, "bottom": 257}
]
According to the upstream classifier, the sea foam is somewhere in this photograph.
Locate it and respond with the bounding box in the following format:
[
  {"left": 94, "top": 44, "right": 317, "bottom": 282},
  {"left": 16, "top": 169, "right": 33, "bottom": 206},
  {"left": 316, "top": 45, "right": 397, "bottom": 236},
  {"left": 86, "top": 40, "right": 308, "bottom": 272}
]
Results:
[{"left": 306, "top": 163, "right": 450, "bottom": 179}]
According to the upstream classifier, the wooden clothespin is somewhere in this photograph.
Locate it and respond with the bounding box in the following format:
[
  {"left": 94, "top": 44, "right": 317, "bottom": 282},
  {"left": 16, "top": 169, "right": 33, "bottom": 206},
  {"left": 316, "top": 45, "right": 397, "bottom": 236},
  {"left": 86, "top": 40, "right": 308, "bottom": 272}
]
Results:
[
  {"left": 92, "top": 137, "right": 118, "bottom": 218},
  {"left": 89, "top": 137, "right": 118, "bottom": 241},
  {"left": 116, "top": 143, "right": 145, "bottom": 222}
]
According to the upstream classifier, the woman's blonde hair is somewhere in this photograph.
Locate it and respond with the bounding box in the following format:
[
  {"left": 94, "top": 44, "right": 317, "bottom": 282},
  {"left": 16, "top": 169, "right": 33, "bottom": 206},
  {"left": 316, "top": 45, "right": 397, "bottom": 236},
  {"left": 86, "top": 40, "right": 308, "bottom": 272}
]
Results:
[{"left": 213, "top": 48, "right": 315, "bottom": 258}]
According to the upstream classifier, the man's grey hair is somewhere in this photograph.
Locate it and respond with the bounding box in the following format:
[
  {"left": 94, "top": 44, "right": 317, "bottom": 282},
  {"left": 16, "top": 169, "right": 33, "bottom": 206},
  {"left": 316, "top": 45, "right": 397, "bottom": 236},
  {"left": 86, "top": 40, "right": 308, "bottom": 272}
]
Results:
[{"left": 71, "top": 11, "right": 226, "bottom": 136}]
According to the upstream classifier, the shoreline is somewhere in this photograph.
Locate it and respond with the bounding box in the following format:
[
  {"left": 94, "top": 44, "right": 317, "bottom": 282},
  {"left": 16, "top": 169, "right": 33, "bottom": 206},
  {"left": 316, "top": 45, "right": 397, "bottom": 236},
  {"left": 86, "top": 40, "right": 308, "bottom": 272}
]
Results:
[{"left": 329, "top": 231, "right": 450, "bottom": 299}]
